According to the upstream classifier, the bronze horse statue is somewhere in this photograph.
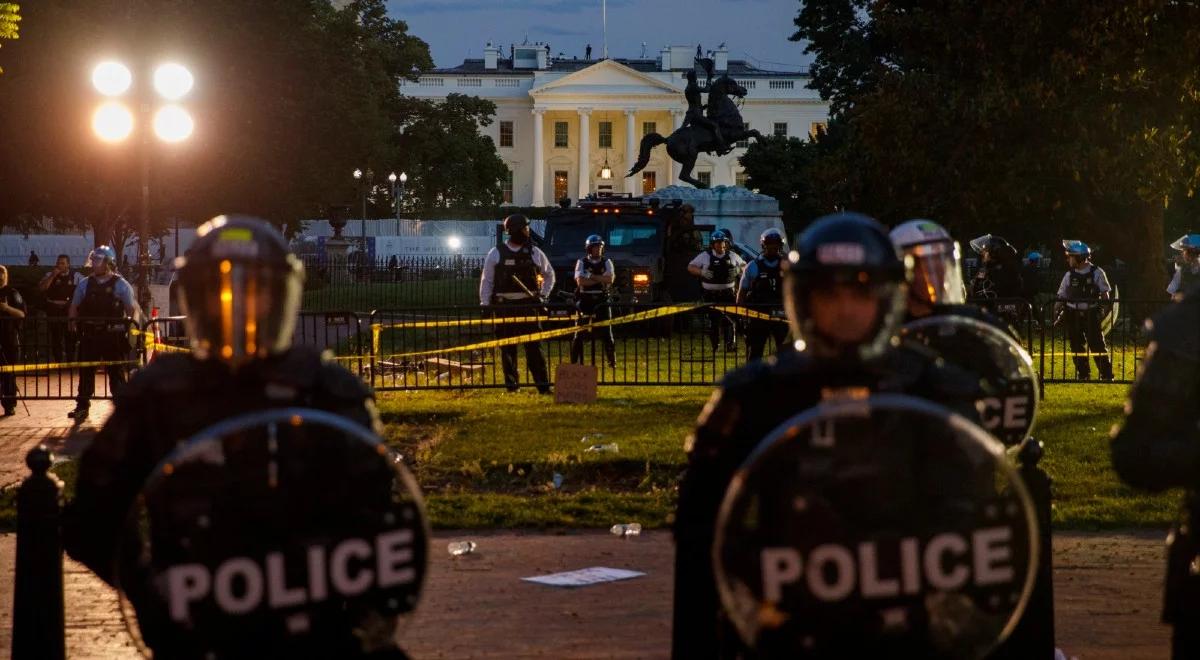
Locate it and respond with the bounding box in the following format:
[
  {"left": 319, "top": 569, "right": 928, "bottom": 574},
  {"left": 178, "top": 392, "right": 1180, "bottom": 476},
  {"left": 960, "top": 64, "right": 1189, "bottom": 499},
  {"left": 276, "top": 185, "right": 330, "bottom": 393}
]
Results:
[{"left": 626, "top": 75, "right": 763, "bottom": 189}]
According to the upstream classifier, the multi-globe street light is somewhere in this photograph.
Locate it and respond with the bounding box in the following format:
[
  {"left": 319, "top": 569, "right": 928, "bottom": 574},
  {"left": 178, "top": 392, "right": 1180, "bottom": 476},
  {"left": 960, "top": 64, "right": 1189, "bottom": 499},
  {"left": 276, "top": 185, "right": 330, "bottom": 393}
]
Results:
[
  {"left": 90, "top": 59, "right": 195, "bottom": 310},
  {"left": 388, "top": 171, "right": 407, "bottom": 235}
]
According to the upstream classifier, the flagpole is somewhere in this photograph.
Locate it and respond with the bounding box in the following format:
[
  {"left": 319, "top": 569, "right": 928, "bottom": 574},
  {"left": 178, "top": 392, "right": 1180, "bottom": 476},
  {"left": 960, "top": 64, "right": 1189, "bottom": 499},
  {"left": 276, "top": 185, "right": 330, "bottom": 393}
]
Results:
[{"left": 602, "top": 0, "right": 608, "bottom": 59}]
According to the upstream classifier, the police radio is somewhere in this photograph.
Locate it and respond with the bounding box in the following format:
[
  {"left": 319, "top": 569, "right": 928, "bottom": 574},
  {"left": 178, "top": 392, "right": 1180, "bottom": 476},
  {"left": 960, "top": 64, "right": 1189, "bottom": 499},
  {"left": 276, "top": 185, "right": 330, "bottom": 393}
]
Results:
[
  {"left": 713, "top": 394, "right": 1038, "bottom": 659},
  {"left": 113, "top": 408, "right": 429, "bottom": 658}
]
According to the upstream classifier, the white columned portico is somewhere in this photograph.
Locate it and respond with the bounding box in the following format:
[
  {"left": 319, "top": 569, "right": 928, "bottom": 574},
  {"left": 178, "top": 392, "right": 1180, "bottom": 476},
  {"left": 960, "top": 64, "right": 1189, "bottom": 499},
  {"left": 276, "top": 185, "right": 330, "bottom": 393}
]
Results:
[
  {"left": 669, "top": 110, "right": 685, "bottom": 186},
  {"left": 577, "top": 108, "right": 591, "bottom": 199},
  {"left": 531, "top": 108, "right": 546, "bottom": 206},
  {"left": 624, "top": 109, "right": 638, "bottom": 194}
]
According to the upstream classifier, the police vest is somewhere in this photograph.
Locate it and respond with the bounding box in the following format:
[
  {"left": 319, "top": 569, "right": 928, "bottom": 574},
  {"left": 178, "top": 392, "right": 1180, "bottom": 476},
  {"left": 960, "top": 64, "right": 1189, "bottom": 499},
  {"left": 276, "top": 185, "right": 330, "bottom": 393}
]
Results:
[
  {"left": 708, "top": 250, "right": 737, "bottom": 285},
  {"left": 46, "top": 272, "right": 77, "bottom": 304},
  {"left": 577, "top": 258, "right": 610, "bottom": 297},
  {"left": 78, "top": 275, "right": 126, "bottom": 320},
  {"left": 1181, "top": 264, "right": 1200, "bottom": 294},
  {"left": 745, "top": 257, "right": 783, "bottom": 305},
  {"left": 494, "top": 243, "right": 539, "bottom": 299},
  {"left": 1067, "top": 266, "right": 1100, "bottom": 301}
]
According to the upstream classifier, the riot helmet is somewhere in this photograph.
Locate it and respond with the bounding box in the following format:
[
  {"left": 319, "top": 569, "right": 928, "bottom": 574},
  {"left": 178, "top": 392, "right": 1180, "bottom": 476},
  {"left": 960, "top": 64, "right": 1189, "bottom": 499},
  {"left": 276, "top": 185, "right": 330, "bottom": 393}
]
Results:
[
  {"left": 1171, "top": 233, "right": 1200, "bottom": 259},
  {"left": 889, "top": 219, "right": 966, "bottom": 310},
  {"left": 1026, "top": 251, "right": 1043, "bottom": 265},
  {"left": 759, "top": 228, "right": 786, "bottom": 259},
  {"left": 969, "top": 234, "right": 1018, "bottom": 263},
  {"left": 585, "top": 234, "right": 605, "bottom": 258},
  {"left": 785, "top": 212, "right": 907, "bottom": 360},
  {"left": 89, "top": 245, "right": 117, "bottom": 275},
  {"left": 1062, "top": 239, "right": 1092, "bottom": 265},
  {"left": 503, "top": 213, "right": 531, "bottom": 245},
  {"left": 710, "top": 229, "right": 730, "bottom": 251},
  {"left": 175, "top": 215, "right": 304, "bottom": 365}
]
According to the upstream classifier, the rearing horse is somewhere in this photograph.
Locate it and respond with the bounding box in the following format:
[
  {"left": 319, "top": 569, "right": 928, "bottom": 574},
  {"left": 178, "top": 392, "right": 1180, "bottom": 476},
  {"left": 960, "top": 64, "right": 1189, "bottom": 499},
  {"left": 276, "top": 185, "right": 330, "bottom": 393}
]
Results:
[{"left": 626, "top": 75, "right": 763, "bottom": 189}]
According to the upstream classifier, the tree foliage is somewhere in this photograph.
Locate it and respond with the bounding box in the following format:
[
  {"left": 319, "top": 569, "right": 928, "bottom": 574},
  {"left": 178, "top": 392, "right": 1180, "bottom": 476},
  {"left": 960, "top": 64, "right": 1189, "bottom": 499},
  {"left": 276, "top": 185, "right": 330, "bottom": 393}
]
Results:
[
  {"left": 789, "top": 0, "right": 1200, "bottom": 297},
  {"left": 0, "top": 0, "right": 508, "bottom": 245},
  {"left": 737, "top": 135, "right": 827, "bottom": 234}
]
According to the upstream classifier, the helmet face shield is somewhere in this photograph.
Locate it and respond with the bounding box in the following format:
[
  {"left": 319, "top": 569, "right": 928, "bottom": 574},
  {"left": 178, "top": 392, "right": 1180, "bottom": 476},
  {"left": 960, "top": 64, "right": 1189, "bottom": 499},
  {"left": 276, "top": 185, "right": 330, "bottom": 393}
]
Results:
[
  {"left": 784, "top": 268, "right": 907, "bottom": 360},
  {"left": 177, "top": 219, "right": 303, "bottom": 365},
  {"left": 906, "top": 241, "right": 966, "bottom": 306}
]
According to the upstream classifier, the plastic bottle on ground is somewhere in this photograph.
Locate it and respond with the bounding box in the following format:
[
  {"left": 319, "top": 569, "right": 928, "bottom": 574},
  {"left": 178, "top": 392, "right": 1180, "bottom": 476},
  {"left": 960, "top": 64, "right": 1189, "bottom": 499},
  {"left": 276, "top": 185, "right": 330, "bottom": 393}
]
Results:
[
  {"left": 447, "top": 540, "right": 477, "bottom": 556},
  {"left": 610, "top": 523, "right": 642, "bottom": 538}
]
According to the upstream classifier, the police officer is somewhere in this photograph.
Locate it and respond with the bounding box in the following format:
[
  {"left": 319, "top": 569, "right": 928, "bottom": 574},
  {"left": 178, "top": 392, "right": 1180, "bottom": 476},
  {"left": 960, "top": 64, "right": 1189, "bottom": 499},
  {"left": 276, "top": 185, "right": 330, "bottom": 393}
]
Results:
[
  {"left": 735, "top": 228, "right": 788, "bottom": 361},
  {"left": 63, "top": 216, "right": 394, "bottom": 655},
  {"left": 0, "top": 266, "right": 26, "bottom": 415},
  {"left": 1167, "top": 233, "right": 1200, "bottom": 302},
  {"left": 1055, "top": 239, "right": 1114, "bottom": 381},
  {"left": 479, "top": 213, "right": 555, "bottom": 393},
  {"left": 38, "top": 253, "right": 84, "bottom": 362},
  {"left": 570, "top": 234, "right": 616, "bottom": 368},
  {"left": 68, "top": 246, "right": 142, "bottom": 420},
  {"left": 672, "top": 212, "right": 979, "bottom": 660},
  {"left": 889, "top": 219, "right": 1018, "bottom": 334},
  {"left": 969, "top": 233, "right": 1025, "bottom": 325},
  {"left": 688, "top": 229, "right": 744, "bottom": 352},
  {"left": 1110, "top": 288, "right": 1200, "bottom": 659}
]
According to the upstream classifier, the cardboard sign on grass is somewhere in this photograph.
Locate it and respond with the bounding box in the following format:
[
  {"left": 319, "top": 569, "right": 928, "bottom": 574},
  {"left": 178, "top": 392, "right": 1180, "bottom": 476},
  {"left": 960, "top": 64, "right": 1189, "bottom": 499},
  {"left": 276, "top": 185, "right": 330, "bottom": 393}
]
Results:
[
  {"left": 555, "top": 364, "right": 597, "bottom": 404},
  {"left": 521, "top": 567, "right": 645, "bottom": 588}
]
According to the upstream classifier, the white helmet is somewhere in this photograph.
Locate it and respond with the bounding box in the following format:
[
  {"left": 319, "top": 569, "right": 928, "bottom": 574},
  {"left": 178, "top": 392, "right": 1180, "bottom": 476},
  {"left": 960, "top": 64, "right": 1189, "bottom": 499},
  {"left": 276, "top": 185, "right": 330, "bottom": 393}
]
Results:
[{"left": 889, "top": 219, "right": 965, "bottom": 306}]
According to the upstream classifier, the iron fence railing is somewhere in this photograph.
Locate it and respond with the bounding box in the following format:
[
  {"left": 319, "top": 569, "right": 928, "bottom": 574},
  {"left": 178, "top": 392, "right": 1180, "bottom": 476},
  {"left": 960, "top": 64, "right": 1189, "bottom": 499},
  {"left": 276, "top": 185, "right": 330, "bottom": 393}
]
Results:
[{"left": 0, "top": 298, "right": 1173, "bottom": 401}]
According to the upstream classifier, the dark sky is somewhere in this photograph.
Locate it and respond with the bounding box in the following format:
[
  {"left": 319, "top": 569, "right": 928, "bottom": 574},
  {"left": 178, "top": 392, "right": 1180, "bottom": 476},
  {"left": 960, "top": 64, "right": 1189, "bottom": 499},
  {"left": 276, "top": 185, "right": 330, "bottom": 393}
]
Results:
[{"left": 384, "top": 0, "right": 809, "bottom": 72}]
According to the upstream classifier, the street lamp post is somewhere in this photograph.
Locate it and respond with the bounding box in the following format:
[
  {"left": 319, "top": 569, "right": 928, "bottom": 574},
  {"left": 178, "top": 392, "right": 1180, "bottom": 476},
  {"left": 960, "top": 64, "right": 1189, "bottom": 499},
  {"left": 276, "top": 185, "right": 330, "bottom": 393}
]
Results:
[
  {"left": 388, "top": 171, "right": 407, "bottom": 235},
  {"left": 91, "top": 59, "right": 194, "bottom": 312},
  {"left": 352, "top": 168, "right": 373, "bottom": 254}
]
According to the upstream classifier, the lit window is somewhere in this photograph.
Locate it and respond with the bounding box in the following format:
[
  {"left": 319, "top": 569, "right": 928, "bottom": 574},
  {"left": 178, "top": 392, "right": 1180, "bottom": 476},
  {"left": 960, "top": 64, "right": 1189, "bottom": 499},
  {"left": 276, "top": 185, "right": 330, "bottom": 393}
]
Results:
[
  {"left": 809, "top": 121, "right": 827, "bottom": 139},
  {"left": 554, "top": 170, "right": 569, "bottom": 201},
  {"left": 501, "top": 169, "right": 514, "bottom": 203},
  {"left": 598, "top": 121, "right": 612, "bottom": 148},
  {"left": 642, "top": 171, "right": 657, "bottom": 194},
  {"left": 499, "top": 121, "right": 514, "bottom": 148}
]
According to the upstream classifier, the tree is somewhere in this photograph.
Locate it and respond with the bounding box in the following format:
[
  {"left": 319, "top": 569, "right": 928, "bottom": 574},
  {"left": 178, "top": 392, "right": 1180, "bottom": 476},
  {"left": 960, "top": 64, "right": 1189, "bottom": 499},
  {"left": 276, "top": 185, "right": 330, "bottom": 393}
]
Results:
[
  {"left": 792, "top": 0, "right": 1200, "bottom": 298},
  {"left": 738, "top": 135, "right": 828, "bottom": 234},
  {"left": 0, "top": 0, "right": 434, "bottom": 241},
  {"left": 393, "top": 94, "right": 509, "bottom": 213},
  {"left": 0, "top": 3, "right": 17, "bottom": 74}
]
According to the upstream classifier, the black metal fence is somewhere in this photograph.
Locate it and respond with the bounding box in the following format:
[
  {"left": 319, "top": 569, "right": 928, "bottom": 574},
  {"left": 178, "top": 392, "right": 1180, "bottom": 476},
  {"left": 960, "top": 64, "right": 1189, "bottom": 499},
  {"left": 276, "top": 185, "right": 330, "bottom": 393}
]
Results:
[
  {"left": 299, "top": 254, "right": 483, "bottom": 311},
  {"left": 0, "top": 297, "right": 1173, "bottom": 401}
]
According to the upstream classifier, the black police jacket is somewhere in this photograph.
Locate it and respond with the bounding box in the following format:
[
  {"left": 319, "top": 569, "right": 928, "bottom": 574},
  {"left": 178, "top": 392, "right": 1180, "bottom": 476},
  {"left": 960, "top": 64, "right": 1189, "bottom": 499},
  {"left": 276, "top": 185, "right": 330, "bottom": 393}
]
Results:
[
  {"left": 671, "top": 342, "right": 982, "bottom": 660},
  {"left": 1111, "top": 294, "right": 1200, "bottom": 492},
  {"left": 63, "top": 346, "right": 381, "bottom": 586}
]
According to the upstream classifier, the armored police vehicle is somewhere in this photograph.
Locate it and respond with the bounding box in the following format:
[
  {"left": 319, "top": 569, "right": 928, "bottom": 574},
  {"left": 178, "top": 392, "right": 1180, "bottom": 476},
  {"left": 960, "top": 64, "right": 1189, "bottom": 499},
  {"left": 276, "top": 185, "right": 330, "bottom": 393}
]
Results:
[{"left": 537, "top": 194, "right": 767, "bottom": 305}]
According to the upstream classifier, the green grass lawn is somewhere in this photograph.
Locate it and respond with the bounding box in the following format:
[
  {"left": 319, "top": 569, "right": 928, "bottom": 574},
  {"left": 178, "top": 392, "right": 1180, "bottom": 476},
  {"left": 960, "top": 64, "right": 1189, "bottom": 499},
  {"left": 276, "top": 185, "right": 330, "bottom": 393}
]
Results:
[
  {"left": 0, "top": 383, "right": 1177, "bottom": 533},
  {"left": 302, "top": 278, "right": 476, "bottom": 312}
]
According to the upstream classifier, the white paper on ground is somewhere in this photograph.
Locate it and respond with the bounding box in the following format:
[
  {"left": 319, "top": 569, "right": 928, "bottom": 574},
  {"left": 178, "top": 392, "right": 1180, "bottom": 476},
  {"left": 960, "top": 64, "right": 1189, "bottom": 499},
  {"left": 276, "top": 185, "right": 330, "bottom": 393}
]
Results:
[{"left": 520, "top": 566, "right": 646, "bottom": 587}]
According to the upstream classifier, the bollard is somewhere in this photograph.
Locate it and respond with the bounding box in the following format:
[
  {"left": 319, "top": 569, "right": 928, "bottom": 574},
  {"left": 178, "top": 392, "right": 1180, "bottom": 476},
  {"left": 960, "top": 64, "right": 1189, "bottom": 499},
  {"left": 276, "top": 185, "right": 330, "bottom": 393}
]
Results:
[
  {"left": 12, "top": 445, "right": 65, "bottom": 660},
  {"left": 992, "top": 437, "right": 1056, "bottom": 658}
]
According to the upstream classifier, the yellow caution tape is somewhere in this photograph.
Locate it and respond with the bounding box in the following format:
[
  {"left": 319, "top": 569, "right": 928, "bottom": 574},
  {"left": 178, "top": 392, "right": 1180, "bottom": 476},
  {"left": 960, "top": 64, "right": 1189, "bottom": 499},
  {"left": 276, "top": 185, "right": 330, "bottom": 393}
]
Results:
[
  {"left": 711, "top": 305, "right": 787, "bottom": 322},
  {"left": 374, "top": 304, "right": 701, "bottom": 360},
  {"left": 0, "top": 359, "right": 141, "bottom": 374}
]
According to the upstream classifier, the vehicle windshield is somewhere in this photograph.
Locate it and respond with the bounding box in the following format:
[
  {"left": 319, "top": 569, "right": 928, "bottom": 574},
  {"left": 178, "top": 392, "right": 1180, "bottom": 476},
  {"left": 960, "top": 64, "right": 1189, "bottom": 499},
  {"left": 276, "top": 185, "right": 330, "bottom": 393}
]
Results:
[
  {"left": 545, "top": 222, "right": 597, "bottom": 255},
  {"left": 607, "top": 223, "right": 661, "bottom": 252}
]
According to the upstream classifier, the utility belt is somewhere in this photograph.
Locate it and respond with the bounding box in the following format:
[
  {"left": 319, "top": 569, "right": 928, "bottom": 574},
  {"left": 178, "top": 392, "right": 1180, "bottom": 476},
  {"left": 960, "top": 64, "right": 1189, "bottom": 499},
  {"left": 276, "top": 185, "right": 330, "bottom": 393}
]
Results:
[
  {"left": 77, "top": 319, "right": 131, "bottom": 334},
  {"left": 491, "top": 292, "right": 538, "bottom": 303},
  {"left": 701, "top": 283, "right": 735, "bottom": 291}
]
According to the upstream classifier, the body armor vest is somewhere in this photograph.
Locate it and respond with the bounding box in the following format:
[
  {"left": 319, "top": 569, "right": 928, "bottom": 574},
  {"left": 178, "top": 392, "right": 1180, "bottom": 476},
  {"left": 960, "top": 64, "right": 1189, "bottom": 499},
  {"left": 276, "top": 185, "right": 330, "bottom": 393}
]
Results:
[
  {"left": 578, "top": 258, "right": 609, "bottom": 297},
  {"left": 1067, "top": 266, "right": 1100, "bottom": 300},
  {"left": 494, "top": 243, "right": 539, "bottom": 299},
  {"left": 745, "top": 257, "right": 782, "bottom": 304},
  {"left": 47, "top": 272, "right": 77, "bottom": 304},
  {"left": 1180, "top": 264, "right": 1200, "bottom": 294},
  {"left": 708, "top": 250, "right": 736, "bottom": 285},
  {"left": 78, "top": 275, "right": 125, "bottom": 320}
]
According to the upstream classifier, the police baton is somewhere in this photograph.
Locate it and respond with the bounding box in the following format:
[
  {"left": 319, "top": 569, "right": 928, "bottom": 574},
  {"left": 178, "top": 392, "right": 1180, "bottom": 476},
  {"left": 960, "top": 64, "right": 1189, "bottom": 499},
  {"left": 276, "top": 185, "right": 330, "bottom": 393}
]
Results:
[{"left": 510, "top": 275, "right": 548, "bottom": 314}]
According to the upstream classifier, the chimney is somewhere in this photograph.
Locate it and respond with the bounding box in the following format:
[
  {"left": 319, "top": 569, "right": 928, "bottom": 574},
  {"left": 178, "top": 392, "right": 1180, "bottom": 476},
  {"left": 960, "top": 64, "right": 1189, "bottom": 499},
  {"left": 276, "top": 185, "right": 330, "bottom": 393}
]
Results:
[
  {"left": 714, "top": 45, "right": 728, "bottom": 72},
  {"left": 484, "top": 42, "right": 500, "bottom": 70},
  {"left": 659, "top": 46, "right": 671, "bottom": 71},
  {"left": 536, "top": 43, "right": 548, "bottom": 70}
]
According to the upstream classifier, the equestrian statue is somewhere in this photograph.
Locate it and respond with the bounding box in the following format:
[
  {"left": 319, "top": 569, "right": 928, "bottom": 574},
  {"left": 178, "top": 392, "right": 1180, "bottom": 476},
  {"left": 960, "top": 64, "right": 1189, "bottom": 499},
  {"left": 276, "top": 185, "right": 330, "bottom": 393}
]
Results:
[{"left": 626, "top": 59, "right": 763, "bottom": 189}]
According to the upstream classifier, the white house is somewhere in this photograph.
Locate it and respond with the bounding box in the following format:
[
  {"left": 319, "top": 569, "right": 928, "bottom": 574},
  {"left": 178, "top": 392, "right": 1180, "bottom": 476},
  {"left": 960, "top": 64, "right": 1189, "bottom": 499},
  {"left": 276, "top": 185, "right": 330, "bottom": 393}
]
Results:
[{"left": 400, "top": 43, "right": 830, "bottom": 207}]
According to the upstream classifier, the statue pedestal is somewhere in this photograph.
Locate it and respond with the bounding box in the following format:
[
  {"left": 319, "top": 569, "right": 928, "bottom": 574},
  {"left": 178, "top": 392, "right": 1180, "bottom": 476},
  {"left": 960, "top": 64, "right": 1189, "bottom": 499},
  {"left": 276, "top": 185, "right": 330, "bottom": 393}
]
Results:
[
  {"left": 325, "top": 238, "right": 351, "bottom": 284},
  {"left": 647, "top": 185, "right": 784, "bottom": 244}
]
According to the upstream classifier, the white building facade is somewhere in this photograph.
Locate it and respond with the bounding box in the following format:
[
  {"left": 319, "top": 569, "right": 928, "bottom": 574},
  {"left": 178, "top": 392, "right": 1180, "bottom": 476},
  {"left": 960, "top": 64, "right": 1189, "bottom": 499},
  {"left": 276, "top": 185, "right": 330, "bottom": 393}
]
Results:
[{"left": 400, "top": 44, "right": 830, "bottom": 207}]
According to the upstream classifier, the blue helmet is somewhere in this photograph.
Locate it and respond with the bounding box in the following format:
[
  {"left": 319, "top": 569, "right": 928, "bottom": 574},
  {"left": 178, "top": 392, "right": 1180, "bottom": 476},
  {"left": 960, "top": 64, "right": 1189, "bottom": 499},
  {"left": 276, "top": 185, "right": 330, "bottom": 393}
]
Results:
[
  {"left": 585, "top": 234, "right": 605, "bottom": 249},
  {"left": 710, "top": 229, "right": 730, "bottom": 245},
  {"left": 1062, "top": 239, "right": 1091, "bottom": 258},
  {"left": 1171, "top": 233, "right": 1200, "bottom": 252},
  {"left": 89, "top": 245, "right": 117, "bottom": 265},
  {"left": 759, "top": 228, "right": 786, "bottom": 250},
  {"left": 1026, "top": 251, "right": 1042, "bottom": 263}
]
